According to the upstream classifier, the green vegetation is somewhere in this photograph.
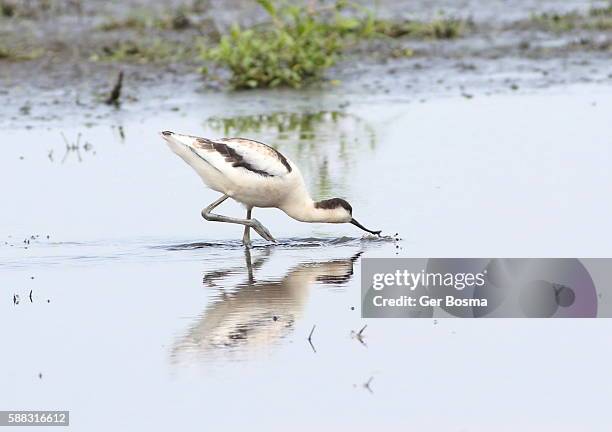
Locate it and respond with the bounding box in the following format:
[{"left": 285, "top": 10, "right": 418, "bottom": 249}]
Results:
[
  {"left": 589, "top": 3, "right": 612, "bottom": 17},
  {"left": 98, "top": 9, "right": 191, "bottom": 32},
  {"left": 0, "top": 45, "right": 13, "bottom": 59},
  {"left": 90, "top": 39, "right": 200, "bottom": 64},
  {"left": 202, "top": 1, "right": 343, "bottom": 89},
  {"left": 0, "top": 43, "right": 42, "bottom": 61},
  {"left": 372, "top": 17, "right": 465, "bottom": 39},
  {"left": 0, "top": 0, "right": 15, "bottom": 17},
  {"left": 3, "top": 0, "right": 468, "bottom": 86},
  {"left": 530, "top": 4, "right": 612, "bottom": 32},
  {"left": 2, "top": 0, "right": 468, "bottom": 86},
  {"left": 0, "top": 0, "right": 78, "bottom": 19},
  {"left": 587, "top": 2, "right": 612, "bottom": 30},
  {"left": 202, "top": 0, "right": 467, "bottom": 89},
  {"left": 530, "top": 11, "right": 581, "bottom": 32},
  {"left": 206, "top": 111, "right": 346, "bottom": 139}
]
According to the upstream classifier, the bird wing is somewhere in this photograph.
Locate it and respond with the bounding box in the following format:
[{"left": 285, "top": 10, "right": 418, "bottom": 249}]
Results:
[{"left": 190, "top": 137, "right": 292, "bottom": 178}]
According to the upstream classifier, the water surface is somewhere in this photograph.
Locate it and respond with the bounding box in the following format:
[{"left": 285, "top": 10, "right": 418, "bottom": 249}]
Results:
[{"left": 2, "top": 84, "right": 612, "bottom": 430}]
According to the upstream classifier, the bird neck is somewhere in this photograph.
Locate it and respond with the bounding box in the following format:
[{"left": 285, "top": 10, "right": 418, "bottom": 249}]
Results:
[{"left": 280, "top": 191, "right": 337, "bottom": 223}]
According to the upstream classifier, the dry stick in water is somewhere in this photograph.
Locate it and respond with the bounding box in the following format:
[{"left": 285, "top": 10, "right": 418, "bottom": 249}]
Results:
[
  {"left": 105, "top": 71, "right": 124, "bottom": 105},
  {"left": 358, "top": 324, "right": 367, "bottom": 337},
  {"left": 60, "top": 132, "right": 82, "bottom": 163},
  {"left": 353, "top": 324, "right": 367, "bottom": 346},
  {"left": 363, "top": 376, "right": 374, "bottom": 394},
  {"left": 307, "top": 325, "right": 316, "bottom": 353}
]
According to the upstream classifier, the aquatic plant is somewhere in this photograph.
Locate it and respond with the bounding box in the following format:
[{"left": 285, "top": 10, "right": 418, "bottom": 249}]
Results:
[{"left": 203, "top": 0, "right": 344, "bottom": 89}]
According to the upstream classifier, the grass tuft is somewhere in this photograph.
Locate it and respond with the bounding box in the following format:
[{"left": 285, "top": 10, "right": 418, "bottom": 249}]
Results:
[
  {"left": 373, "top": 17, "right": 465, "bottom": 39},
  {"left": 98, "top": 9, "right": 192, "bottom": 32},
  {"left": 589, "top": 3, "right": 612, "bottom": 17},
  {"left": 90, "top": 39, "right": 200, "bottom": 64},
  {"left": 0, "top": 43, "right": 42, "bottom": 61},
  {"left": 202, "top": 1, "right": 344, "bottom": 89},
  {"left": 1, "top": 0, "right": 15, "bottom": 17},
  {"left": 530, "top": 4, "right": 612, "bottom": 32}
]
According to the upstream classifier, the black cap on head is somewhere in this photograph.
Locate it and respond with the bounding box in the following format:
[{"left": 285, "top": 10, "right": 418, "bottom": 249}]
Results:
[{"left": 314, "top": 198, "right": 352, "bottom": 213}]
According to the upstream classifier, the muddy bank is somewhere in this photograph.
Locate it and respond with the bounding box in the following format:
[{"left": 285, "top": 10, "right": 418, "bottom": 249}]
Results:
[{"left": 1, "top": 0, "right": 611, "bottom": 129}]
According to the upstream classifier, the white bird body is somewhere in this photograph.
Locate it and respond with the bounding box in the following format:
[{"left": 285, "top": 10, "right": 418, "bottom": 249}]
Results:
[
  {"left": 161, "top": 130, "right": 380, "bottom": 244},
  {"left": 165, "top": 134, "right": 299, "bottom": 208}
]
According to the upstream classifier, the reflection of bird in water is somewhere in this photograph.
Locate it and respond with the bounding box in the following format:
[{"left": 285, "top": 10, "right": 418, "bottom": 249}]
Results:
[
  {"left": 171, "top": 250, "right": 362, "bottom": 360},
  {"left": 160, "top": 131, "right": 380, "bottom": 247}
]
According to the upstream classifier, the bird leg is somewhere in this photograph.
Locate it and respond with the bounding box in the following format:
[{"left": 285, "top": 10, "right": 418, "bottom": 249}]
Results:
[
  {"left": 201, "top": 195, "right": 276, "bottom": 242},
  {"left": 244, "top": 248, "right": 254, "bottom": 283},
  {"left": 242, "top": 207, "right": 252, "bottom": 248}
]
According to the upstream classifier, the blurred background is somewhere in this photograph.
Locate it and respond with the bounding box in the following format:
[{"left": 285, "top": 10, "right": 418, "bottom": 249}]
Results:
[{"left": 1, "top": 0, "right": 611, "bottom": 127}]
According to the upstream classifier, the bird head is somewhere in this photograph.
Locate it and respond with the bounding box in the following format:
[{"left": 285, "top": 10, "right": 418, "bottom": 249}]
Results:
[{"left": 314, "top": 198, "right": 381, "bottom": 236}]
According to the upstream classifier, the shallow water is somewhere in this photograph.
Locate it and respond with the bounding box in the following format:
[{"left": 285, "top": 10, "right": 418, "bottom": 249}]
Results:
[{"left": 2, "top": 84, "right": 612, "bottom": 430}]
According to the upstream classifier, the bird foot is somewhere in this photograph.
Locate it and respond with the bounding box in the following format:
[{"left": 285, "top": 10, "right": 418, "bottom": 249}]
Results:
[{"left": 250, "top": 219, "right": 276, "bottom": 242}]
